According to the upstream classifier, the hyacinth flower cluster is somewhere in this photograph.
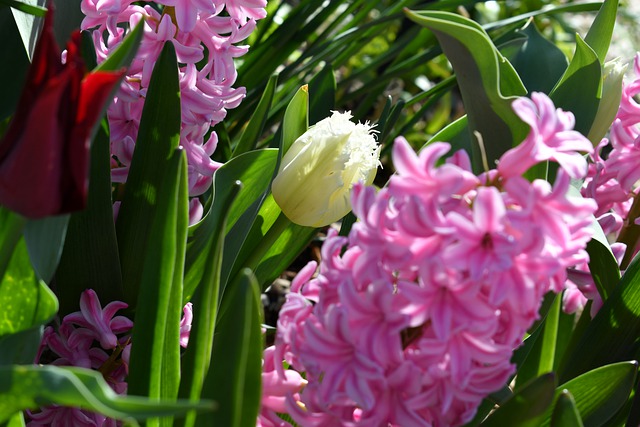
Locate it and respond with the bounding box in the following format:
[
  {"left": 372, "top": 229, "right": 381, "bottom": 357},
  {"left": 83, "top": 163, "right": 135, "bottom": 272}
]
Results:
[
  {"left": 80, "top": 0, "right": 267, "bottom": 221},
  {"left": 260, "top": 92, "right": 597, "bottom": 426},
  {"left": 29, "top": 290, "right": 193, "bottom": 426},
  {"left": 564, "top": 54, "right": 640, "bottom": 314}
]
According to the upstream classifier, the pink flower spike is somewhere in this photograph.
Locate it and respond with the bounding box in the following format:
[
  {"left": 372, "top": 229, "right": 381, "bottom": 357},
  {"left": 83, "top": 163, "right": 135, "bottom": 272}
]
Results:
[
  {"left": 64, "top": 289, "right": 132, "bottom": 350},
  {"left": 180, "top": 302, "right": 193, "bottom": 348}
]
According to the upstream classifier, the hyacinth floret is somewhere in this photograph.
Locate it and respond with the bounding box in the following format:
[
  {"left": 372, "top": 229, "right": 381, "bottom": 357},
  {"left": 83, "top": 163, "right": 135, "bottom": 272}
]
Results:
[
  {"left": 80, "top": 0, "right": 267, "bottom": 223},
  {"left": 269, "top": 92, "right": 596, "bottom": 426}
]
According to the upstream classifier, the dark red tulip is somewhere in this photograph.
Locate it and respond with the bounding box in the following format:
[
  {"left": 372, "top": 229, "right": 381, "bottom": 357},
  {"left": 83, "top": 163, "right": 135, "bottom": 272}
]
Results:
[{"left": 0, "top": 8, "right": 124, "bottom": 218}]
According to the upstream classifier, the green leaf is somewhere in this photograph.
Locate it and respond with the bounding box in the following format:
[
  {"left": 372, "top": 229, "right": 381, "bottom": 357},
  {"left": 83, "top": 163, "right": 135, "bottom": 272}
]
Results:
[
  {"left": 281, "top": 85, "right": 309, "bottom": 156},
  {"left": 233, "top": 73, "right": 278, "bottom": 157},
  {"left": 543, "top": 362, "right": 638, "bottom": 427},
  {"left": 551, "top": 390, "right": 584, "bottom": 427},
  {"left": 3, "top": 0, "right": 45, "bottom": 16},
  {"left": 184, "top": 149, "right": 278, "bottom": 303},
  {"left": 251, "top": 196, "right": 316, "bottom": 289},
  {"left": 178, "top": 179, "right": 242, "bottom": 427},
  {"left": 308, "top": 63, "right": 336, "bottom": 125},
  {"left": 0, "top": 365, "right": 214, "bottom": 423},
  {"left": 584, "top": 0, "right": 618, "bottom": 64},
  {"left": 405, "top": 10, "right": 527, "bottom": 172},
  {"left": 127, "top": 149, "right": 188, "bottom": 411},
  {"left": 23, "top": 214, "right": 69, "bottom": 283},
  {"left": 586, "top": 238, "right": 620, "bottom": 303},
  {"left": 55, "top": 127, "right": 124, "bottom": 315},
  {"left": 198, "top": 270, "right": 262, "bottom": 427},
  {"left": 116, "top": 42, "right": 181, "bottom": 306},
  {"left": 427, "top": 115, "right": 473, "bottom": 157},
  {"left": 559, "top": 252, "right": 640, "bottom": 382},
  {"left": 505, "top": 21, "right": 568, "bottom": 94},
  {"left": 0, "top": 8, "right": 29, "bottom": 122},
  {"left": 8, "top": 0, "right": 45, "bottom": 60},
  {"left": 4, "top": 411, "right": 25, "bottom": 427},
  {"left": 480, "top": 373, "right": 556, "bottom": 427},
  {"left": 550, "top": 35, "right": 601, "bottom": 137},
  {"left": 0, "top": 326, "right": 42, "bottom": 366},
  {"left": 0, "top": 207, "right": 25, "bottom": 281},
  {"left": 0, "top": 239, "right": 57, "bottom": 338},
  {"left": 95, "top": 19, "right": 143, "bottom": 73},
  {"left": 516, "top": 294, "right": 561, "bottom": 391}
]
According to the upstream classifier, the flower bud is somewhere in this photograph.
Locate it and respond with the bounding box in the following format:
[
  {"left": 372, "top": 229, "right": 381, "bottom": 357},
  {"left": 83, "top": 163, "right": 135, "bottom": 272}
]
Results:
[
  {"left": 272, "top": 111, "right": 380, "bottom": 227},
  {"left": 0, "top": 8, "right": 124, "bottom": 218},
  {"left": 587, "top": 58, "right": 628, "bottom": 144}
]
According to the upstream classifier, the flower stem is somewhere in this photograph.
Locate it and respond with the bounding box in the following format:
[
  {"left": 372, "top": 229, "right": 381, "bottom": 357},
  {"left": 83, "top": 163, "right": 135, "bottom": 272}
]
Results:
[{"left": 240, "top": 211, "right": 292, "bottom": 280}]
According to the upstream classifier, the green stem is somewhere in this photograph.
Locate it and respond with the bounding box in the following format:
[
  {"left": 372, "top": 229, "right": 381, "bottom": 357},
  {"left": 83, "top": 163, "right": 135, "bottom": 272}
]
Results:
[
  {"left": 617, "top": 193, "right": 640, "bottom": 270},
  {"left": 241, "top": 211, "right": 292, "bottom": 275}
]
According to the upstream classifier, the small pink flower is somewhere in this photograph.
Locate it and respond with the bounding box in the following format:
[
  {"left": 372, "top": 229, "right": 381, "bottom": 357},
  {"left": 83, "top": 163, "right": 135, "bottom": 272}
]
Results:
[
  {"left": 180, "top": 302, "right": 193, "bottom": 348},
  {"left": 64, "top": 289, "right": 133, "bottom": 350}
]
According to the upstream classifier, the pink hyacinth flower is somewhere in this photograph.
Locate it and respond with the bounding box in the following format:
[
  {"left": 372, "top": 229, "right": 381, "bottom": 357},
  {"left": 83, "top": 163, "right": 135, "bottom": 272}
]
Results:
[
  {"left": 63, "top": 289, "right": 133, "bottom": 349},
  {"left": 498, "top": 92, "right": 593, "bottom": 179}
]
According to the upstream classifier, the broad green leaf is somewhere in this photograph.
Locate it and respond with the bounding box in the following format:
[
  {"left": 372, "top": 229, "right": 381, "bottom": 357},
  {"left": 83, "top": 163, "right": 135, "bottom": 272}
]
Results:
[
  {"left": 405, "top": 10, "right": 527, "bottom": 172},
  {"left": 308, "top": 63, "right": 336, "bottom": 125},
  {"left": 55, "top": 127, "right": 124, "bottom": 315},
  {"left": 23, "top": 214, "right": 69, "bottom": 283},
  {"left": 584, "top": 0, "right": 618, "bottom": 64},
  {"left": 0, "top": 239, "right": 57, "bottom": 338},
  {"left": 251, "top": 196, "right": 316, "bottom": 290},
  {"left": 4, "top": 411, "right": 24, "bottom": 427},
  {"left": 480, "top": 373, "right": 556, "bottom": 427},
  {"left": 0, "top": 326, "right": 41, "bottom": 366},
  {"left": 127, "top": 149, "right": 188, "bottom": 414},
  {"left": 506, "top": 21, "right": 568, "bottom": 94},
  {"left": 586, "top": 238, "right": 620, "bottom": 302},
  {"left": 161, "top": 149, "right": 190, "bottom": 427},
  {"left": 281, "top": 85, "right": 309, "bottom": 157},
  {"left": 551, "top": 390, "right": 584, "bottom": 427},
  {"left": 198, "top": 270, "right": 262, "bottom": 427},
  {"left": 8, "top": 0, "right": 45, "bottom": 60},
  {"left": 516, "top": 294, "right": 561, "bottom": 391},
  {"left": 550, "top": 35, "right": 601, "bottom": 137},
  {"left": 0, "top": 207, "right": 25, "bottom": 281},
  {"left": 0, "top": 8, "right": 29, "bottom": 122},
  {"left": 542, "top": 362, "right": 638, "bottom": 427},
  {"left": 0, "top": 365, "right": 214, "bottom": 423},
  {"left": 116, "top": 42, "right": 181, "bottom": 306},
  {"left": 184, "top": 149, "right": 278, "bottom": 303},
  {"left": 232, "top": 73, "right": 278, "bottom": 157},
  {"left": 559, "top": 253, "right": 640, "bottom": 382},
  {"left": 178, "top": 181, "right": 242, "bottom": 427}
]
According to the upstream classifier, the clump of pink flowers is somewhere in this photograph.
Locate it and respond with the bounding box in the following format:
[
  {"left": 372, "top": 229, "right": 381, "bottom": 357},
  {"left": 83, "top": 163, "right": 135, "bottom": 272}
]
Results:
[
  {"left": 263, "top": 92, "right": 597, "bottom": 426},
  {"left": 29, "top": 290, "right": 193, "bottom": 426},
  {"left": 80, "top": 0, "right": 267, "bottom": 222},
  {"left": 565, "top": 54, "right": 640, "bottom": 314}
]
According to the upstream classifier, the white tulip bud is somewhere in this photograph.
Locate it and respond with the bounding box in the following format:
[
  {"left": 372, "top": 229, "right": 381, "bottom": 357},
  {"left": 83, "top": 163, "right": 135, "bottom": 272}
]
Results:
[
  {"left": 272, "top": 111, "right": 380, "bottom": 227},
  {"left": 588, "top": 58, "right": 628, "bottom": 144}
]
